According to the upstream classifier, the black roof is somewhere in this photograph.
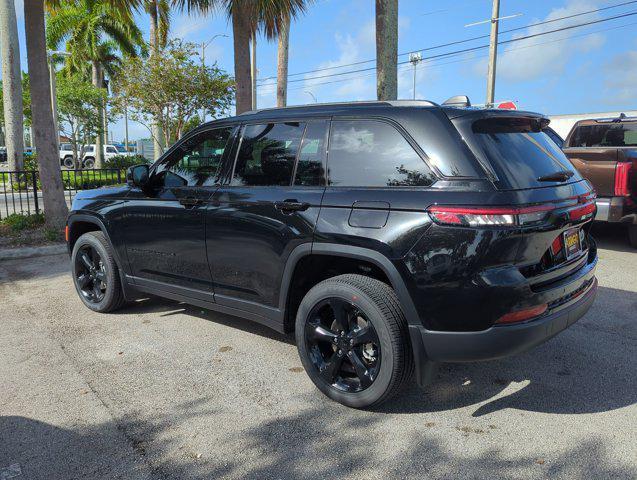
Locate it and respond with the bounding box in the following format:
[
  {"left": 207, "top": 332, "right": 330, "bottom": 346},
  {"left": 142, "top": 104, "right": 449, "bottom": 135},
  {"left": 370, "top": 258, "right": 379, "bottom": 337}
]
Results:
[{"left": 201, "top": 99, "right": 545, "bottom": 128}]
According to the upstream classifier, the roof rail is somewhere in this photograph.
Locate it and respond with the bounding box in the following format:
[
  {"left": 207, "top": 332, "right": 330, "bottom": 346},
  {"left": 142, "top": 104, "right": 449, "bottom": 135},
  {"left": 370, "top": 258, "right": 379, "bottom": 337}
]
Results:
[
  {"left": 595, "top": 113, "right": 637, "bottom": 123},
  {"left": 239, "top": 99, "right": 438, "bottom": 115}
]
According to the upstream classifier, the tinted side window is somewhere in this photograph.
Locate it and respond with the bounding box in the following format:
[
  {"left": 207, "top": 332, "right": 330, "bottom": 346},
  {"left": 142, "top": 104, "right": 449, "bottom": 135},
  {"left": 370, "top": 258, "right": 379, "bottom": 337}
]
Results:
[
  {"left": 294, "top": 121, "right": 328, "bottom": 186},
  {"left": 327, "top": 120, "right": 435, "bottom": 187},
  {"left": 155, "top": 127, "right": 233, "bottom": 187},
  {"left": 569, "top": 123, "right": 637, "bottom": 148},
  {"left": 232, "top": 122, "right": 305, "bottom": 186}
]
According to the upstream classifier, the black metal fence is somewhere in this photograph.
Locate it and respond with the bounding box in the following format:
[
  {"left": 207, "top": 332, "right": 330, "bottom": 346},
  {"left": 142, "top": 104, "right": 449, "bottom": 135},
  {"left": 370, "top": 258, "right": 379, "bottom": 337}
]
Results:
[{"left": 0, "top": 168, "right": 124, "bottom": 220}]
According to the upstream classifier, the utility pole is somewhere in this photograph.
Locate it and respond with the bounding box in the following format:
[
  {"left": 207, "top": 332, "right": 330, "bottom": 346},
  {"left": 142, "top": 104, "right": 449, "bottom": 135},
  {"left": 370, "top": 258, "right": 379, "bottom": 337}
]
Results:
[
  {"left": 466, "top": 1, "right": 521, "bottom": 107},
  {"left": 250, "top": 31, "right": 257, "bottom": 111},
  {"left": 47, "top": 50, "right": 70, "bottom": 153},
  {"left": 486, "top": 0, "right": 500, "bottom": 107},
  {"left": 48, "top": 53, "right": 59, "bottom": 152},
  {"left": 409, "top": 52, "right": 423, "bottom": 100}
]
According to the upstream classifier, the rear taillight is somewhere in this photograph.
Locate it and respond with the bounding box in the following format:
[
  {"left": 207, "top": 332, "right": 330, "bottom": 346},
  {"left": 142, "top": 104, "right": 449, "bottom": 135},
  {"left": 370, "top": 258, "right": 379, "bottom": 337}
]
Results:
[
  {"left": 427, "top": 205, "right": 552, "bottom": 227},
  {"left": 495, "top": 303, "right": 548, "bottom": 325},
  {"left": 614, "top": 162, "right": 632, "bottom": 197},
  {"left": 65, "top": 225, "right": 69, "bottom": 243}
]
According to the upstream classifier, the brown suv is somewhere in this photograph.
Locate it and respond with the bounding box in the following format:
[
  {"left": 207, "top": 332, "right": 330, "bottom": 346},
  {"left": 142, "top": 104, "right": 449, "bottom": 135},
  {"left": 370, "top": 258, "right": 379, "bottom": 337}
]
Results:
[{"left": 563, "top": 115, "right": 637, "bottom": 247}]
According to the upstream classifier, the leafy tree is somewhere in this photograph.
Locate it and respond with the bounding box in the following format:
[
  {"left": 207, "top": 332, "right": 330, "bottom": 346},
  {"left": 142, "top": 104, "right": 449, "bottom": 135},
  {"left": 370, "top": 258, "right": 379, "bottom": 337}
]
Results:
[
  {"left": 113, "top": 39, "right": 234, "bottom": 148},
  {"left": 56, "top": 73, "right": 106, "bottom": 168},
  {"left": 46, "top": 0, "right": 144, "bottom": 167}
]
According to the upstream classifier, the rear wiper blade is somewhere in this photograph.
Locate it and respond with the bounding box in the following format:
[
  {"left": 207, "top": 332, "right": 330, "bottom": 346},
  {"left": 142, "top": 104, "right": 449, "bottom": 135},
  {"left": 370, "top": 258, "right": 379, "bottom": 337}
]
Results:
[{"left": 537, "top": 170, "right": 574, "bottom": 182}]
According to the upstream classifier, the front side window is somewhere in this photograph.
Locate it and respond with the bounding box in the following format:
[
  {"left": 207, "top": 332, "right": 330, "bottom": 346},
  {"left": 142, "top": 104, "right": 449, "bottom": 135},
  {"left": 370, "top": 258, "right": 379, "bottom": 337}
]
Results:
[
  {"left": 327, "top": 120, "right": 435, "bottom": 187},
  {"left": 232, "top": 122, "right": 305, "bottom": 186},
  {"left": 569, "top": 123, "right": 637, "bottom": 148},
  {"left": 106, "top": 146, "right": 118, "bottom": 154},
  {"left": 154, "top": 126, "right": 234, "bottom": 187}
]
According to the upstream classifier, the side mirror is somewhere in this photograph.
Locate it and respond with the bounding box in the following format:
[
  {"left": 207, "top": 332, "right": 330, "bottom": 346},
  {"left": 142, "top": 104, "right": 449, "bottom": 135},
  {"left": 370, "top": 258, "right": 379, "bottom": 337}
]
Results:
[{"left": 127, "top": 164, "right": 149, "bottom": 188}]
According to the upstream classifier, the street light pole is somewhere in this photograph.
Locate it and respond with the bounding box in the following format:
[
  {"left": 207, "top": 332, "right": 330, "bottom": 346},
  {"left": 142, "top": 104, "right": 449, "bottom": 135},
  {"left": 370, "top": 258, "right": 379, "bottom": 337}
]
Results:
[
  {"left": 200, "top": 34, "right": 227, "bottom": 122},
  {"left": 409, "top": 52, "right": 422, "bottom": 100},
  {"left": 304, "top": 90, "right": 317, "bottom": 103}
]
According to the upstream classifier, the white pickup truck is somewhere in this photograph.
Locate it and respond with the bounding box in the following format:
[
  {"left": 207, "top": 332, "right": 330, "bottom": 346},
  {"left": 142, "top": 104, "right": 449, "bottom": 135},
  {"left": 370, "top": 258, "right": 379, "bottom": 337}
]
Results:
[{"left": 60, "top": 143, "right": 134, "bottom": 168}]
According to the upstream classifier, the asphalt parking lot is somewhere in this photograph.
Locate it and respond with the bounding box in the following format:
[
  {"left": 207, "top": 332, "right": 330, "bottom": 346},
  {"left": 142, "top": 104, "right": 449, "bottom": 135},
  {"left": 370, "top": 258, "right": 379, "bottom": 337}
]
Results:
[{"left": 1, "top": 225, "right": 636, "bottom": 480}]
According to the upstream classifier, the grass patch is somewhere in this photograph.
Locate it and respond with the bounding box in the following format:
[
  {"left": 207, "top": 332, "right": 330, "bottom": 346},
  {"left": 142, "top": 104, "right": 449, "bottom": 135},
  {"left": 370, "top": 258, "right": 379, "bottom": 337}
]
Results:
[
  {"left": 1, "top": 213, "right": 45, "bottom": 232},
  {"left": 0, "top": 213, "right": 63, "bottom": 248}
]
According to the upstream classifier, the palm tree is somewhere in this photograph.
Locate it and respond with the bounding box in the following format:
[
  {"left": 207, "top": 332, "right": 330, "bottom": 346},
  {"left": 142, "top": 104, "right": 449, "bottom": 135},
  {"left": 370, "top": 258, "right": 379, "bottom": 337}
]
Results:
[
  {"left": 375, "top": 0, "right": 397, "bottom": 101},
  {"left": 47, "top": 0, "right": 144, "bottom": 167},
  {"left": 275, "top": 12, "right": 290, "bottom": 107},
  {"left": 173, "top": 0, "right": 311, "bottom": 114},
  {"left": 23, "top": 0, "right": 68, "bottom": 228},
  {"left": 0, "top": 0, "right": 25, "bottom": 172},
  {"left": 144, "top": 0, "right": 170, "bottom": 159}
]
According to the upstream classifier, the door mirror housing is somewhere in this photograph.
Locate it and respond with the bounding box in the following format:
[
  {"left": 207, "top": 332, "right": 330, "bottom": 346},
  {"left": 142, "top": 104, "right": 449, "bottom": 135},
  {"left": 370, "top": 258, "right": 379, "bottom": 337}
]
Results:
[{"left": 127, "top": 164, "right": 149, "bottom": 188}]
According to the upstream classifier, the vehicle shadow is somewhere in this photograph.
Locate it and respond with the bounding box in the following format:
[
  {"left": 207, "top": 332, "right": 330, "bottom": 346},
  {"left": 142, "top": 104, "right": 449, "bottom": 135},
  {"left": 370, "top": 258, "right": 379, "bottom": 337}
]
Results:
[
  {"left": 126, "top": 285, "right": 636, "bottom": 419},
  {"left": 121, "top": 296, "right": 295, "bottom": 346},
  {"left": 591, "top": 222, "right": 635, "bottom": 253},
  {"left": 380, "top": 285, "right": 636, "bottom": 416}
]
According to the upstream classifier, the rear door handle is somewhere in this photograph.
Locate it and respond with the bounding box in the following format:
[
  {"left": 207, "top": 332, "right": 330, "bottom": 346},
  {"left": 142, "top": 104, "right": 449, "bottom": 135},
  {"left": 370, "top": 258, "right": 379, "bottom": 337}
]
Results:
[
  {"left": 274, "top": 200, "right": 311, "bottom": 212},
  {"left": 179, "top": 197, "right": 202, "bottom": 208}
]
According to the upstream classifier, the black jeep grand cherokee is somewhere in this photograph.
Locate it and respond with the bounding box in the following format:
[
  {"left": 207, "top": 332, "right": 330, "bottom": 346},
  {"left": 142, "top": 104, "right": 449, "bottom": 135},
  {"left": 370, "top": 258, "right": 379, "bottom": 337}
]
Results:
[{"left": 67, "top": 101, "right": 598, "bottom": 408}]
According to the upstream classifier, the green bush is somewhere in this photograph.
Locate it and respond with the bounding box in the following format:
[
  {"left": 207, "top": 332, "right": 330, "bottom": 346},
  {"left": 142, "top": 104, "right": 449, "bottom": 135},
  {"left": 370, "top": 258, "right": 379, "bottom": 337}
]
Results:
[
  {"left": 44, "top": 227, "right": 62, "bottom": 242},
  {"left": 106, "top": 154, "right": 148, "bottom": 170},
  {"left": 1, "top": 213, "right": 45, "bottom": 232},
  {"left": 23, "top": 153, "right": 38, "bottom": 171}
]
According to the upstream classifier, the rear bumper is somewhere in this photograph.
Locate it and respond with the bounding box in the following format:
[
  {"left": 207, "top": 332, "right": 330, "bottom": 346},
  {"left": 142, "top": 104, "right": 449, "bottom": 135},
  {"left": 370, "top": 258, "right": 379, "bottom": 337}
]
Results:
[
  {"left": 409, "top": 276, "right": 597, "bottom": 367},
  {"left": 595, "top": 197, "right": 635, "bottom": 223}
]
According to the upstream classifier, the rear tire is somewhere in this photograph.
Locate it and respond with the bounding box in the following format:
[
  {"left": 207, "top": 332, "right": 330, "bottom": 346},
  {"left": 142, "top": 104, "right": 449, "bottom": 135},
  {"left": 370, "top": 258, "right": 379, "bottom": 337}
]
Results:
[
  {"left": 629, "top": 224, "right": 637, "bottom": 249},
  {"left": 83, "top": 157, "right": 95, "bottom": 169},
  {"left": 71, "top": 231, "right": 125, "bottom": 313},
  {"left": 295, "top": 274, "right": 413, "bottom": 408}
]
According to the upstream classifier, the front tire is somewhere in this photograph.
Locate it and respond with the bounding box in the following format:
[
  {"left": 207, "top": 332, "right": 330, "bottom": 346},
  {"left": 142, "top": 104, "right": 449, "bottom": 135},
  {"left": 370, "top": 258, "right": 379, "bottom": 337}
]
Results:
[
  {"left": 83, "top": 157, "right": 95, "bottom": 169},
  {"left": 295, "top": 274, "right": 413, "bottom": 408},
  {"left": 629, "top": 224, "right": 637, "bottom": 249},
  {"left": 71, "top": 231, "right": 125, "bottom": 312},
  {"left": 63, "top": 156, "right": 74, "bottom": 169}
]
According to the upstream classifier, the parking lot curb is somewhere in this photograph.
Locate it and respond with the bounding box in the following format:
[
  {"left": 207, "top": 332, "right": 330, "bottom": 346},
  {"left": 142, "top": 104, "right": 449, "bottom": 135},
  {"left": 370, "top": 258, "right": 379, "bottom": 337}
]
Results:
[{"left": 0, "top": 243, "right": 67, "bottom": 261}]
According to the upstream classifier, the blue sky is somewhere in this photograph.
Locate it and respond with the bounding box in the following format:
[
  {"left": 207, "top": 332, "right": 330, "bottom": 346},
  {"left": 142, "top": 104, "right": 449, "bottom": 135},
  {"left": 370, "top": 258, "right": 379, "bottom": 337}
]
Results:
[{"left": 5, "top": 0, "right": 637, "bottom": 141}]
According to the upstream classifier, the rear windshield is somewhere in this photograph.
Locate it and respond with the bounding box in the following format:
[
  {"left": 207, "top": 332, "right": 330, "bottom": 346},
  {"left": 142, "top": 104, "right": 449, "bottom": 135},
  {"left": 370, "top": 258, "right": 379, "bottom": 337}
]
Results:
[
  {"left": 568, "top": 122, "right": 637, "bottom": 147},
  {"left": 466, "top": 117, "right": 582, "bottom": 190}
]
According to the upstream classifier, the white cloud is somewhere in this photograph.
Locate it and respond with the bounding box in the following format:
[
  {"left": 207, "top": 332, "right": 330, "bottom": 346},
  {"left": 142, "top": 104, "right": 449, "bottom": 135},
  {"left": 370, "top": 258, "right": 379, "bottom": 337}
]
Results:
[
  {"left": 473, "top": 0, "right": 606, "bottom": 82},
  {"left": 603, "top": 50, "right": 637, "bottom": 104}
]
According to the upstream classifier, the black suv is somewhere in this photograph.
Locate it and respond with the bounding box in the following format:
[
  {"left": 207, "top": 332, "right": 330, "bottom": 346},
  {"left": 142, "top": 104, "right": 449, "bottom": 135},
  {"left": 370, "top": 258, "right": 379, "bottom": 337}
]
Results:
[{"left": 67, "top": 101, "right": 598, "bottom": 408}]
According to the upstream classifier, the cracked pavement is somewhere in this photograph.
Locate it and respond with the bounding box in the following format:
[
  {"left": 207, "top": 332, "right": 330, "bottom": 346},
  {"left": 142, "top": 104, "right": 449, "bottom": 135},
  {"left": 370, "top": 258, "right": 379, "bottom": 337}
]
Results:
[{"left": 0, "top": 224, "right": 635, "bottom": 479}]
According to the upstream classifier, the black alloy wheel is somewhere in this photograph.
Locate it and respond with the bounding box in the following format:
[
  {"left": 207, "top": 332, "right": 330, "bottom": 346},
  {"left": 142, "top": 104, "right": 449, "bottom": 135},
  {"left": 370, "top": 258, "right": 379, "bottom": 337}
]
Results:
[
  {"left": 74, "top": 244, "right": 107, "bottom": 304},
  {"left": 71, "top": 231, "right": 125, "bottom": 313},
  {"left": 305, "top": 297, "right": 382, "bottom": 393}
]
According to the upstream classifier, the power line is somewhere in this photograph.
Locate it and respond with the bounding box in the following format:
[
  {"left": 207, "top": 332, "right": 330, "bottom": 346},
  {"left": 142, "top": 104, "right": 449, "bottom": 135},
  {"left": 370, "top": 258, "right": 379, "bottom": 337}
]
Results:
[
  {"left": 257, "top": 19, "right": 637, "bottom": 94},
  {"left": 257, "top": 9, "right": 637, "bottom": 87},
  {"left": 257, "top": 0, "right": 637, "bottom": 83}
]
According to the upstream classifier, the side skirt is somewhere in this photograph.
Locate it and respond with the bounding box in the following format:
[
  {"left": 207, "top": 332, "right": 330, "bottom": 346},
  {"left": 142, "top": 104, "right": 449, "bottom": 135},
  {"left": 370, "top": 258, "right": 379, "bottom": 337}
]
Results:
[{"left": 124, "top": 275, "right": 286, "bottom": 334}]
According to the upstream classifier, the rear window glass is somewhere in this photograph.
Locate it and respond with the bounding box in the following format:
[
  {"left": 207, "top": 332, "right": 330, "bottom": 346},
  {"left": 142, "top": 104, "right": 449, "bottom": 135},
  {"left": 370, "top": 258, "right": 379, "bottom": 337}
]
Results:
[
  {"left": 469, "top": 117, "right": 582, "bottom": 190},
  {"left": 568, "top": 123, "right": 637, "bottom": 147},
  {"left": 327, "top": 120, "right": 436, "bottom": 187}
]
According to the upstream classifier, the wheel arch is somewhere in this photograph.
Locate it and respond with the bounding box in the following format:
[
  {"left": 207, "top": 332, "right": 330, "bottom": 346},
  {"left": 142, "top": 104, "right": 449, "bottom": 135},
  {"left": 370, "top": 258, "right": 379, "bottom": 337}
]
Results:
[{"left": 279, "top": 243, "right": 420, "bottom": 328}]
